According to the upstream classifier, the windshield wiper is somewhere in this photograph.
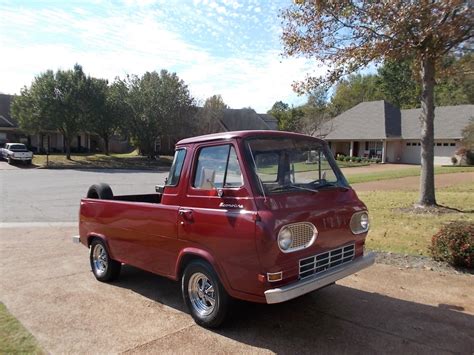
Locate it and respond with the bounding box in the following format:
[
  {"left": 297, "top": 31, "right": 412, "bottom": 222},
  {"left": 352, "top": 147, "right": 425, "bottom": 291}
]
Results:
[{"left": 269, "top": 184, "right": 319, "bottom": 193}]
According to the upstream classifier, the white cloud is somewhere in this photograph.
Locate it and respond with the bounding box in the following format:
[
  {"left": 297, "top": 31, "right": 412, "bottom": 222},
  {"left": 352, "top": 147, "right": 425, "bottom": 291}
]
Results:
[{"left": 0, "top": 3, "right": 321, "bottom": 112}]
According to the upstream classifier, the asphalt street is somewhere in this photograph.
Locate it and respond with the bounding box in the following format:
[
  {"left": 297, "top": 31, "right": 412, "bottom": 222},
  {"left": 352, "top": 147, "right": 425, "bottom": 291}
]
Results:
[{"left": 0, "top": 164, "right": 169, "bottom": 223}]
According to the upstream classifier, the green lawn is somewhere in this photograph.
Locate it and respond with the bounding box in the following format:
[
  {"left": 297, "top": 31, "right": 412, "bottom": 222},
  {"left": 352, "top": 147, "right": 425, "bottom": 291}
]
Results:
[
  {"left": 360, "top": 181, "right": 474, "bottom": 256},
  {"left": 32, "top": 150, "right": 173, "bottom": 169},
  {"left": 347, "top": 166, "right": 473, "bottom": 184},
  {"left": 0, "top": 303, "right": 43, "bottom": 354}
]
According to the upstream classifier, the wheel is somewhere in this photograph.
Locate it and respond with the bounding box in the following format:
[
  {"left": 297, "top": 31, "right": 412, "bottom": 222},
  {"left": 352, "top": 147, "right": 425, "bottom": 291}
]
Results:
[
  {"left": 87, "top": 183, "right": 113, "bottom": 199},
  {"left": 182, "top": 260, "right": 229, "bottom": 328},
  {"left": 89, "top": 239, "right": 121, "bottom": 282}
]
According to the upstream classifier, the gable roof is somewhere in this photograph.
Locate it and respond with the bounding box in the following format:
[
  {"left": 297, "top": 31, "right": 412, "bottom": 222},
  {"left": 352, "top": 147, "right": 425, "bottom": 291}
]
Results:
[
  {"left": 324, "top": 100, "right": 473, "bottom": 140},
  {"left": 324, "top": 100, "right": 401, "bottom": 140},
  {"left": 219, "top": 108, "right": 275, "bottom": 131},
  {"left": 0, "top": 94, "right": 17, "bottom": 128},
  {"left": 401, "top": 105, "right": 473, "bottom": 139}
]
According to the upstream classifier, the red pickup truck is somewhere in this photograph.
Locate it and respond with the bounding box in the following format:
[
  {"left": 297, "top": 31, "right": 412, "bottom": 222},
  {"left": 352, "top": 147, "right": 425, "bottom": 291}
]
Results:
[{"left": 75, "top": 130, "right": 374, "bottom": 328}]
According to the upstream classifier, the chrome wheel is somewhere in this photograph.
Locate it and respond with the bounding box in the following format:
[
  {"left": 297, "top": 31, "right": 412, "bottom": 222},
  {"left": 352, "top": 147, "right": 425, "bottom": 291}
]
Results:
[
  {"left": 92, "top": 244, "right": 108, "bottom": 277},
  {"left": 188, "top": 272, "right": 216, "bottom": 316}
]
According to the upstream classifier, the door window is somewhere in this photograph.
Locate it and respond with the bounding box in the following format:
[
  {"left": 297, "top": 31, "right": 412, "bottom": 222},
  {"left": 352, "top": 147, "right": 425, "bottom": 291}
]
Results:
[
  {"left": 193, "top": 145, "right": 243, "bottom": 189},
  {"left": 167, "top": 149, "right": 186, "bottom": 186}
]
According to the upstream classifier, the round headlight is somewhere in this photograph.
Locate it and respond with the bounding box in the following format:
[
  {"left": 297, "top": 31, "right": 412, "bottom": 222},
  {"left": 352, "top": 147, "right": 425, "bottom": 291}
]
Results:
[
  {"left": 350, "top": 211, "right": 369, "bottom": 234},
  {"left": 360, "top": 213, "right": 369, "bottom": 230},
  {"left": 278, "top": 227, "right": 293, "bottom": 251}
]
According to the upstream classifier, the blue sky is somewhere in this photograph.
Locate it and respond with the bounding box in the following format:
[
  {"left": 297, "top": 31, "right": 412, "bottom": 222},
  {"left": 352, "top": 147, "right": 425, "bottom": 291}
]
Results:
[{"left": 0, "top": 0, "right": 324, "bottom": 112}]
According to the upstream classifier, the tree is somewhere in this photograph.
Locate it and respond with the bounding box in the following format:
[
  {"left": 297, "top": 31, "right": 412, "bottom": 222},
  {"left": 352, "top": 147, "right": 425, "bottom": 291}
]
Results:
[
  {"left": 329, "top": 74, "right": 383, "bottom": 116},
  {"left": 376, "top": 59, "right": 420, "bottom": 109},
  {"left": 12, "top": 64, "right": 90, "bottom": 159},
  {"left": 121, "top": 70, "right": 196, "bottom": 157},
  {"left": 300, "top": 88, "right": 331, "bottom": 136},
  {"left": 196, "top": 94, "right": 228, "bottom": 134},
  {"left": 435, "top": 54, "right": 474, "bottom": 106},
  {"left": 282, "top": 1, "right": 473, "bottom": 207},
  {"left": 86, "top": 79, "right": 127, "bottom": 155}
]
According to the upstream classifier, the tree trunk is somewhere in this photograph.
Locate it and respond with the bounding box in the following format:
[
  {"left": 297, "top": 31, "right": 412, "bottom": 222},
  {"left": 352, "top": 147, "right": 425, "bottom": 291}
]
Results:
[
  {"left": 418, "top": 56, "right": 436, "bottom": 207},
  {"left": 104, "top": 136, "right": 109, "bottom": 156},
  {"left": 65, "top": 136, "right": 71, "bottom": 160}
]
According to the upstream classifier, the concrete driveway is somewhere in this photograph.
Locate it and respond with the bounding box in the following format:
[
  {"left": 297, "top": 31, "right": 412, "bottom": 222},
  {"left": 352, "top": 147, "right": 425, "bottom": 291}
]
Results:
[{"left": 0, "top": 225, "right": 473, "bottom": 354}]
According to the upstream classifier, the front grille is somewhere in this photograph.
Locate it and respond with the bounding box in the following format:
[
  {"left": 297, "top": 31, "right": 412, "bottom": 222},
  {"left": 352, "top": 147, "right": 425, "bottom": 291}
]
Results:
[
  {"left": 299, "top": 244, "right": 355, "bottom": 279},
  {"left": 287, "top": 223, "right": 316, "bottom": 251}
]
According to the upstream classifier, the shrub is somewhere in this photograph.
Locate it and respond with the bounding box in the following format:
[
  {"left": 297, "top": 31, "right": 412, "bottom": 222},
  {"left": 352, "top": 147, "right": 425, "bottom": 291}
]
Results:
[
  {"left": 466, "top": 150, "right": 474, "bottom": 165},
  {"left": 356, "top": 157, "right": 362, "bottom": 163},
  {"left": 451, "top": 156, "right": 458, "bottom": 165},
  {"left": 430, "top": 221, "right": 474, "bottom": 269},
  {"left": 375, "top": 158, "right": 381, "bottom": 164},
  {"left": 344, "top": 156, "right": 351, "bottom": 162},
  {"left": 337, "top": 154, "right": 345, "bottom": 161}
]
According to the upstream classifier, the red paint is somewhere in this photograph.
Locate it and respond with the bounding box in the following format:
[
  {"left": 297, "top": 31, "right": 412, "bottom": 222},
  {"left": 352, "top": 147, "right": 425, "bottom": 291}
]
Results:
[{"left": 79, "top": 130, "right": 370, "bottom": 303}]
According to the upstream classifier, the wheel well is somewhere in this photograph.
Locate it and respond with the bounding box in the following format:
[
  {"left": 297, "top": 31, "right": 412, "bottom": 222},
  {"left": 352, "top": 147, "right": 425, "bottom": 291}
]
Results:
[
  {"left": 87, "top": 235, "right": 102, "bottom": 246},
  {"left": 178, "top": 254, "right": 211, "bottom": 279}
]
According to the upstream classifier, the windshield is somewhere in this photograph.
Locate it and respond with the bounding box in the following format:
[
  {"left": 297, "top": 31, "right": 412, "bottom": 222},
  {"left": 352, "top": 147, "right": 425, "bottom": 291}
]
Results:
[
  {"left": 9, "top": 144, "right": 27, "bottom": 151},
  {"left": 245, "top": 137, "right": 348, "bottom": 194}
]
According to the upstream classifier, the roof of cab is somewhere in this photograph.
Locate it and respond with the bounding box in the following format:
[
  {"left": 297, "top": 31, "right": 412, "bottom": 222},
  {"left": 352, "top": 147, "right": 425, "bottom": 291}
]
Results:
[{"left": 176, "top": 130, "right": 325, "bottom": 145}]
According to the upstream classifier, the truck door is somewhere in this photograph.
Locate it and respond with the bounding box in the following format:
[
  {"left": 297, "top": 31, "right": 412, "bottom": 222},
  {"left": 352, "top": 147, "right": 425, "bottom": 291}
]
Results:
[{"left": 178, "top": 142, "right": 260, "bottom": 295}]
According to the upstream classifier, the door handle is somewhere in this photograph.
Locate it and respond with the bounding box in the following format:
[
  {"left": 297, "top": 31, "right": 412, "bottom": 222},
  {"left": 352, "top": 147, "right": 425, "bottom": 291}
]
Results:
[{"left": 179, "top": 209, "right": 193, "bottom": 216}]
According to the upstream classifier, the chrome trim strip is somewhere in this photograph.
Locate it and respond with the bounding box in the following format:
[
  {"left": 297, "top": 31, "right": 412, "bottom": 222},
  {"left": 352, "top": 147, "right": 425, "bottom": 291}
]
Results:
[{"left": 264, "top": 253, "right": 375, "bottom": 304}]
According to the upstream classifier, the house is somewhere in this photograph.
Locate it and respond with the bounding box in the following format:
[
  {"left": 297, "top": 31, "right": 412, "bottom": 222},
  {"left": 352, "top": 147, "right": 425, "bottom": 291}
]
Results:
[
  {"left": 323, "top": 100, "right": 473, "bottom": 165},
  {"left": 1, "top": 93, "right": 278, "bottom": 154},
  {"left": 156, "top": 108, "right": 278, "bottom": 154}
]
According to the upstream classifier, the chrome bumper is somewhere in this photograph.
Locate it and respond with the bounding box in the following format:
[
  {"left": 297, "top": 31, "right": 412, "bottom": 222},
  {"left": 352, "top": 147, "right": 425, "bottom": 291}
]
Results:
[
  {"left": 264, "top": 252, "right": 375, "bottom": 304},
  {"left": 72, "top": 235, "right": 80, "bottom": 244}
]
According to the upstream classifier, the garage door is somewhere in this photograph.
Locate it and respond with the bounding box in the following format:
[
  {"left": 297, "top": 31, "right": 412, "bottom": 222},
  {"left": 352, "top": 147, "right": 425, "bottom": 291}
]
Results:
[{"left": 402, "top": 142, "right": 420, "bottom": 164}]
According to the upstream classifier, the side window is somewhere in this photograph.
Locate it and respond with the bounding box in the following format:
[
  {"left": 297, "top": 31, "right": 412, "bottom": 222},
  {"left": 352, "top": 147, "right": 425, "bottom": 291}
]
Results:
[
  {"left": 193, "top": 145, "right": 243, "bottom": 189},
  {"left": 167, "top": 149, "right": 186, "bottom": 186}
]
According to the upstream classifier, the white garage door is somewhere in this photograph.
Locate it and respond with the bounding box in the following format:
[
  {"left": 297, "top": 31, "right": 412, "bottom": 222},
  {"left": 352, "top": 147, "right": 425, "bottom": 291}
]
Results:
[{"left": 402, "top": 142, "right": 420, "bottom": 164}]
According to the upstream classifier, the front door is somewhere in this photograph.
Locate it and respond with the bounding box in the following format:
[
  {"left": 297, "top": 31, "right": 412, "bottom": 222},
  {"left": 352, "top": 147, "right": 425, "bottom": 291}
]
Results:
[
  {"left": 178, "top": 142, "right": 260, "bottom": 294},
  {"left": 353, "top": 141, "right": 359, "bottom": 157}
]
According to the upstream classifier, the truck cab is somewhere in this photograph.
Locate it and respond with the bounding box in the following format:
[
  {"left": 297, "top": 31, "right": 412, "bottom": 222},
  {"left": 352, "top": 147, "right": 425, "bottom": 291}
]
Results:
[{"left": 77, "top": 130, "right": 374, "bottom": 328}]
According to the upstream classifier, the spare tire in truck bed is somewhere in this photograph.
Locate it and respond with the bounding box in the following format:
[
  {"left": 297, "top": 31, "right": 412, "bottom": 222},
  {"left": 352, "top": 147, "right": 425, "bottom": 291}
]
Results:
[{"left": 87, "top": 183, "right": 113, "bottom": 200}]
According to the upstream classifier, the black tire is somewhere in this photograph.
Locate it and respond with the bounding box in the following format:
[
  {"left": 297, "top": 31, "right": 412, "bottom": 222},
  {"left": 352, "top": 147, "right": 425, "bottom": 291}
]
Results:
[
  {"left": 89, "top": 239, "right": 121, "bottom": 282},
  {"left": 182, "top": 260, "right": 229, "bottom": 328},
  {"left": 87, "top": 183, "right": 113, "bottom": 199}
]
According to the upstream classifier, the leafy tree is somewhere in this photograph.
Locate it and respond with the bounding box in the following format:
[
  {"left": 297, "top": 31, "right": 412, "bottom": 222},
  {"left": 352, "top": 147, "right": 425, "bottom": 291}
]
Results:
[
  {"left": 120, "top": 70, "right": 196, "bottom": 157},
  {"left": 86, "top": 79, "right": 128, "bottom": 155},
  {"left": 12, "top": 64, "right": 89, "bottom": 159},
  {"left": 376, "top": 59, "right": 420, "bottom": 109},
  {"left": 300, "top": 88, "right": 331, "bottom": 136},
  {"left": 329, "top": 74, "right": 383, "bottom": 116},
  {"left": 281, "top": 1, "right": 473, "bottom": 207},
  {"left": 267, "top": 101, "right": 291, "bottom": 130},
  {"left": 435, "top": 54, "right": 474, "bottom": 106},
  {"left": 196, "top": 94, "right": 228, "bottom": 134},
  {"left": 461, "top": 118, "right": 474, "bottom": 150}
]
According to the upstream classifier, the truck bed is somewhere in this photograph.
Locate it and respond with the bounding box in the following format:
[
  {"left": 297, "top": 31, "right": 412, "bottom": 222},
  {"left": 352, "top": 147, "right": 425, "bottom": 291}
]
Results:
[{"left": 112, "top": 193, "right": 162, "bottom": 204}]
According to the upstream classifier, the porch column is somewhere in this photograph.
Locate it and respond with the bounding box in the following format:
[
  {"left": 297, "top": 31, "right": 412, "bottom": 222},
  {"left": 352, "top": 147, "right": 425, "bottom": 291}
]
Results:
[
  {"left": 87, "top": 134, "right": 91, "bottom": 150},
  {"left": 382, "top": 140, "right": 387, "bottom": 163},
  {"left": 349, "top": 141, "right": 354, "bottom": 157}
]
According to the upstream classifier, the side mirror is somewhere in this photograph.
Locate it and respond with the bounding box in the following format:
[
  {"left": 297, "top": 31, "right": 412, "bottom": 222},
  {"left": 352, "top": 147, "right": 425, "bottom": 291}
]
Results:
[{"left": 155, "top": 185, "right": 164, "bottom": 193}]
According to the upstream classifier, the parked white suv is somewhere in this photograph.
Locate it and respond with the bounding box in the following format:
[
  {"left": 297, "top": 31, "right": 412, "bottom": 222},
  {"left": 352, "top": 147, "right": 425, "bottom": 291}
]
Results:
[{"left": 0, "top": 143, "right": 33, "bottom": 164}]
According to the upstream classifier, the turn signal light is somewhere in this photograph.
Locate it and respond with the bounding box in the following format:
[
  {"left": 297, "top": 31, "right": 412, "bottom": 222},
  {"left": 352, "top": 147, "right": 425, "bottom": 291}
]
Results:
[{"left": 267, "top": 272, "right": 283, "bottom": 282}]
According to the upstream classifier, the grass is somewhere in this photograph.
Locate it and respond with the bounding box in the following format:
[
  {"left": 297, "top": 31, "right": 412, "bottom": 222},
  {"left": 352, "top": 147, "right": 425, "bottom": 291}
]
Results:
[
  {"left": 32, "top": 150, "right": 173, "bottom": 169},
  {"left": 257, "top": 160, "right": 369, "bottom": 175},
  {"left": 0, "top": 303, "right": 43, "bottom": 354},
  {"left": 361, "top": 181, "right": 474, "bottom": 256},
  {"left": 347, "top": 166, "right": 473, "bottom": 184}
]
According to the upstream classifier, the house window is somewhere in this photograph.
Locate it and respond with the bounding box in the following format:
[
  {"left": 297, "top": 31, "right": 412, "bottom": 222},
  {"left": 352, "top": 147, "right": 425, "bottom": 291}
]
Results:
[
  {"left": 367, "top": 141, "right": 383, "bottom": 157},
  {"left": 450, "top": 143, "right": 455, "bottom": 146},
  {"left": 406, "top": 142, "right": 411, "bottom": 146},
  {"left": 436, "top": 143, "right": 442, "bottom": 146},
  {"left": 443, "top": 143, "right": 449, "bottom": 146}
]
